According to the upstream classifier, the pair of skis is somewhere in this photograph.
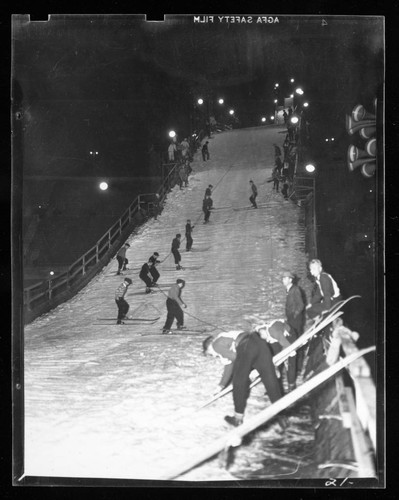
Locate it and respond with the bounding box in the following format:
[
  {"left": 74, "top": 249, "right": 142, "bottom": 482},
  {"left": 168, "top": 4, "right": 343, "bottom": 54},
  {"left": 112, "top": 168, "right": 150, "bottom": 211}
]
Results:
[
  {"left": 198, "top": 295, "right": 361, "bottom": 410},
  {"left": 93, "top": 316, "right": 160, "bottom": 326},
  {"left": 160, "top": 344, "right": 376, "bottom": 481},
  {"left": 141, "top": 328, "right": 208, "bottom": 337}
]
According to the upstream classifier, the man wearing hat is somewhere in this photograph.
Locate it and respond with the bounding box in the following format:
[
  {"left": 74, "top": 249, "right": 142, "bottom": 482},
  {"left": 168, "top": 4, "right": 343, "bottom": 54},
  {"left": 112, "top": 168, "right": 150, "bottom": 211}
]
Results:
[
  {"left": 282, "top": 270, "right": 306, "bottom": 378},
  {"left": 116, "top": 242, "right": 130, "bottom": 275},
  {"left": 282, "top": 271, "right": 306, "bottom": 337},
  {"left": 162, "top": 279, "right": 187, "bottom": 334},
  {"left": 205, "top": 184, "right": 213, "bottom": 197},
  {"left": 115, "top": 277, "right": 132, "bottom": 324}
]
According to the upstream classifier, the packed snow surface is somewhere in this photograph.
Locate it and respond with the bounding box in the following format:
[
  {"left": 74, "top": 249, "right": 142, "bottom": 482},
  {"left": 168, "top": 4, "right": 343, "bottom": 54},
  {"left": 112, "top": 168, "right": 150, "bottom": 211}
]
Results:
[{"left": 24, "top": 126, "right": 314, "bottom": 482}]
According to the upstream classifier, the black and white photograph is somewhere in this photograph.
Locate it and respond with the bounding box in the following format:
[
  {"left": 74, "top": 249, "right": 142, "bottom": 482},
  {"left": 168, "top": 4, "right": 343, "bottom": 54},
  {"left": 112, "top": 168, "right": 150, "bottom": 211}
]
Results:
[{"left": 11, "top": 14, "right": 384, "bottom": 487}]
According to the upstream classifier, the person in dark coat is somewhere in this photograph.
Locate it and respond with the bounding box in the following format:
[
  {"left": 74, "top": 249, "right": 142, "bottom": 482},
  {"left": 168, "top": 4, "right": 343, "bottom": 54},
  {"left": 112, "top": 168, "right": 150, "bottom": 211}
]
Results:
[
  {"left": 273, "top": 143, "right": 282, "bottom": 158},
  {"left": 171, "top": 234, "right": 183, "bottom": 270},
  {"left": 162, "top": 279, "right": 187, "bottom": 333},
  {"left": 139, "top": 261, "right": 155, "bottom": 294},
  {"left": 116, "top": 242, "right": 130, "bottom": 275},
  {"left": 282, "top": 270, "right": 306, "bottom": 378},
  {"left": 282, "top": 271, "right": 306, "bottom": 337},
  {"left": 203, "top": 330, "right": 288, "bottom": 429},
  {"left": 272, "top": 166, "right": 281, "bottom": 192},
  {"left": 115, "top": 277, "right": 132, "bottom": 324},
  {"left": 202, "top": 141, "right": 210, "bottom": 161},
  {"left": 185, "top": 220, "right": 194, "bottom": 251},
  {"left": 148, "top": 252, "right": 161, "bottom": 284},
  {"left": 202, "top": 195, "right": 213, "bottom": 223},
  {"left": 205, "top": 184, "right": 213, "bottom": 197},
  {"left": 281, "top": 177, "right": 289, "bottom": 199},
  {"left": 249, "top": 180, "right": 258, "bottom": 208},
  {"left": 255, "top": 319, "right": 297, "bottom": 392},
  {"left": 306, "top": 259, "right": 341, "bottom": 319},
  {"left": 283, "top": 110, "right": 288, "bottom": 124}
]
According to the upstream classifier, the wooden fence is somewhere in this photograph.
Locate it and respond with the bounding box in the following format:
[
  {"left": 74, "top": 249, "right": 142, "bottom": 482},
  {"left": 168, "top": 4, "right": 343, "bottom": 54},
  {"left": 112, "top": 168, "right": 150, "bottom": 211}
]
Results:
[{"left": 23, "top": 161, "right": 181, "bottom": 324}]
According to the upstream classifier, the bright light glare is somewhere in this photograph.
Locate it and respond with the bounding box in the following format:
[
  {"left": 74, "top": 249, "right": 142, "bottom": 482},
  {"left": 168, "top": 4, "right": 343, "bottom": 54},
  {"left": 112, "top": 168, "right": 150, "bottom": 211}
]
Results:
[
  {"left": 274, "top": 99, "right": 278, "bottom": 103},
  {"left": 290, "top": 94, "right": 294, "bottom": 98},
  {"left": 290, "top": 116, "right": 299, "bottom": 124},
  {"left": 197, "top": 98, "right": 204, "bottom": 105},
  {"left": 295, "top": 88, "right": 304, "bottom": 95},
  {"left": 303, "top": 102, "right": 309, "bottom": 107},
  {"left": 261, "top": 117, "right": 266, "bottom": 122},
  {"left": 99, "top": 182, "right": 108, "bottom": 191},
  {"left": 168, "top": 130, "right": 176, "bottom": 138},
  {"left": 270, "top": 116, "right": 275, "bottom": 120},
  {"left": 290, "top": 78, "right": 295, "bottom": 83},
  {"left": 49, "top": 271, "right": 55, "bottom": 276},
  {"left": 305, "top": 164, "right": 316, "bottom": 173},
  {"left": 229, "top": 109, "right": 234, "bottom": 115},
  {"left": 275, "top": 83, "right": 279, "bottom": 87},
  {"left": 218, "top": 98, "right": 224, "bottom": 104}
]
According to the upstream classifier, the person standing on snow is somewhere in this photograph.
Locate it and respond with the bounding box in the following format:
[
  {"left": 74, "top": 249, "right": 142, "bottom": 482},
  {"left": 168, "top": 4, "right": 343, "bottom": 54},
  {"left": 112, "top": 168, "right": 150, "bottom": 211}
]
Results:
[
  {"left": 185, "top": 219, "right": 194, "bottom": 251},
  {"left": 139, "top": 260, "right": 156, "bottom": 294},
  {"left": 202, "top": 194, "right": 213, "bottom": 223},
  {"left": 205, "top": 184, "right": 213, "bottom": 197},
  {"left": 203, "top": 329, "right": 288, "bottom": 429},
  {"left": 148, "top": 252, "right": 161, "bottom": 284},
  {"left": 306, "top": 259, "right": 341, "bottom": 319},
  {"left": 202, "top": 141, "right": 210, "bottom": 161},
  {"left": 249, "top": 180, "right": 258, "bottom": 208},
  {"left": 272, "top": 166, "right": 281, "bottom": 192},
  {"left": 162, "top": 279, "right": 187, "bottom": 334},
  {"left": 171, "top": 233, "right": 183, "bottom": 270},
  {"left": 116, "top": 242, "right": 130, "bottom": 275},
  {"left": 115, "top": 277, "right": 132, "bottom": 324}
]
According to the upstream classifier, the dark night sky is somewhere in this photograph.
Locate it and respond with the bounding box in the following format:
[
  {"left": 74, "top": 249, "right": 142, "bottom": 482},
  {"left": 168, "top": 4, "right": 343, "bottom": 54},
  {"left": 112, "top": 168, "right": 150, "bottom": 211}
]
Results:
[
  {"left": 11, "top": 14, "right": 384, "bottom": 269},
  {"left": 13, "top": 15, "right": 384, "bottom": 179}
]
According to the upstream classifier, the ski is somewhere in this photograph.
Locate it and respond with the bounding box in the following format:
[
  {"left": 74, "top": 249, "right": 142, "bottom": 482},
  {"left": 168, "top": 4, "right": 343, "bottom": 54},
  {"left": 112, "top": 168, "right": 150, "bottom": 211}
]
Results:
[
  {"left": 96, "top": 317, "right": 160, "bottom": 322},
  {"left": 197, "top": 297, "right": 361, "bottom": 410},
  {"left": 162, "top": 346, "right": 376, "bottom": 480},
  {"left": 163, "top": 266, "right": 203, "bottom": 271},
  {"left": 128, "top": 289, "right": 161, "bottom": 296},
  {"left": 93, "top": 319, "right": 159, "bottom": 326},
  {"left": 203, "top": 311, "right": 343, "bottom": 407},
  {"left": 272, "top": 310, "right": 344, "bottom": 367},
  {"left": 233, "top": 204, "right": 269, "bottom": 211},
  {"left": 190, "top": 246, "right": 212, "bottom": 253},
  {"left": 141, "top": 328, "right": 207, "bottom": 336}
]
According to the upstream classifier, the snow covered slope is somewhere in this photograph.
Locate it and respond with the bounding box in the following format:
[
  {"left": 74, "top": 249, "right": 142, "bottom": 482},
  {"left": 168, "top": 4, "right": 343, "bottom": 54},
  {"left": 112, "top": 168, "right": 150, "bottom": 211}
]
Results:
[{"left": 24, "top": 125, "right": 314, "bottom": 481}]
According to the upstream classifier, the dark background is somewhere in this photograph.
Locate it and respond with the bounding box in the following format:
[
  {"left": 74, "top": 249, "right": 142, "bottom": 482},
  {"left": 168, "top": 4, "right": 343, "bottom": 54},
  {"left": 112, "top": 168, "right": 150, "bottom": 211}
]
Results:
[{"left": 12, "top": 15, "right": 383, "bottom": 279}]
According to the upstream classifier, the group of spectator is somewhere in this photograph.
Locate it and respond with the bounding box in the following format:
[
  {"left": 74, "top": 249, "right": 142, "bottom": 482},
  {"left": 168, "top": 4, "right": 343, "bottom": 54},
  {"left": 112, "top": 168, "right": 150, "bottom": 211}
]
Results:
[{"left": 270, "top": 111, "right": 299, "bottom": 199}]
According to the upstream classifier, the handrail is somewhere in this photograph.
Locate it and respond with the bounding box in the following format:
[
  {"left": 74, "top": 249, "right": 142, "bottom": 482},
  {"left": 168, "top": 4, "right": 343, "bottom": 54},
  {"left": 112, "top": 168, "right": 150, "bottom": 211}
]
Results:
[
  {"left": 159, "top": 346, "right": 376, "bottom": 480},
  {"left": 23, "top": 159, "right": 182, "bottom": 322},
  {"left": 326, "top": 320, "right": 376, "bottom": 452}
]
